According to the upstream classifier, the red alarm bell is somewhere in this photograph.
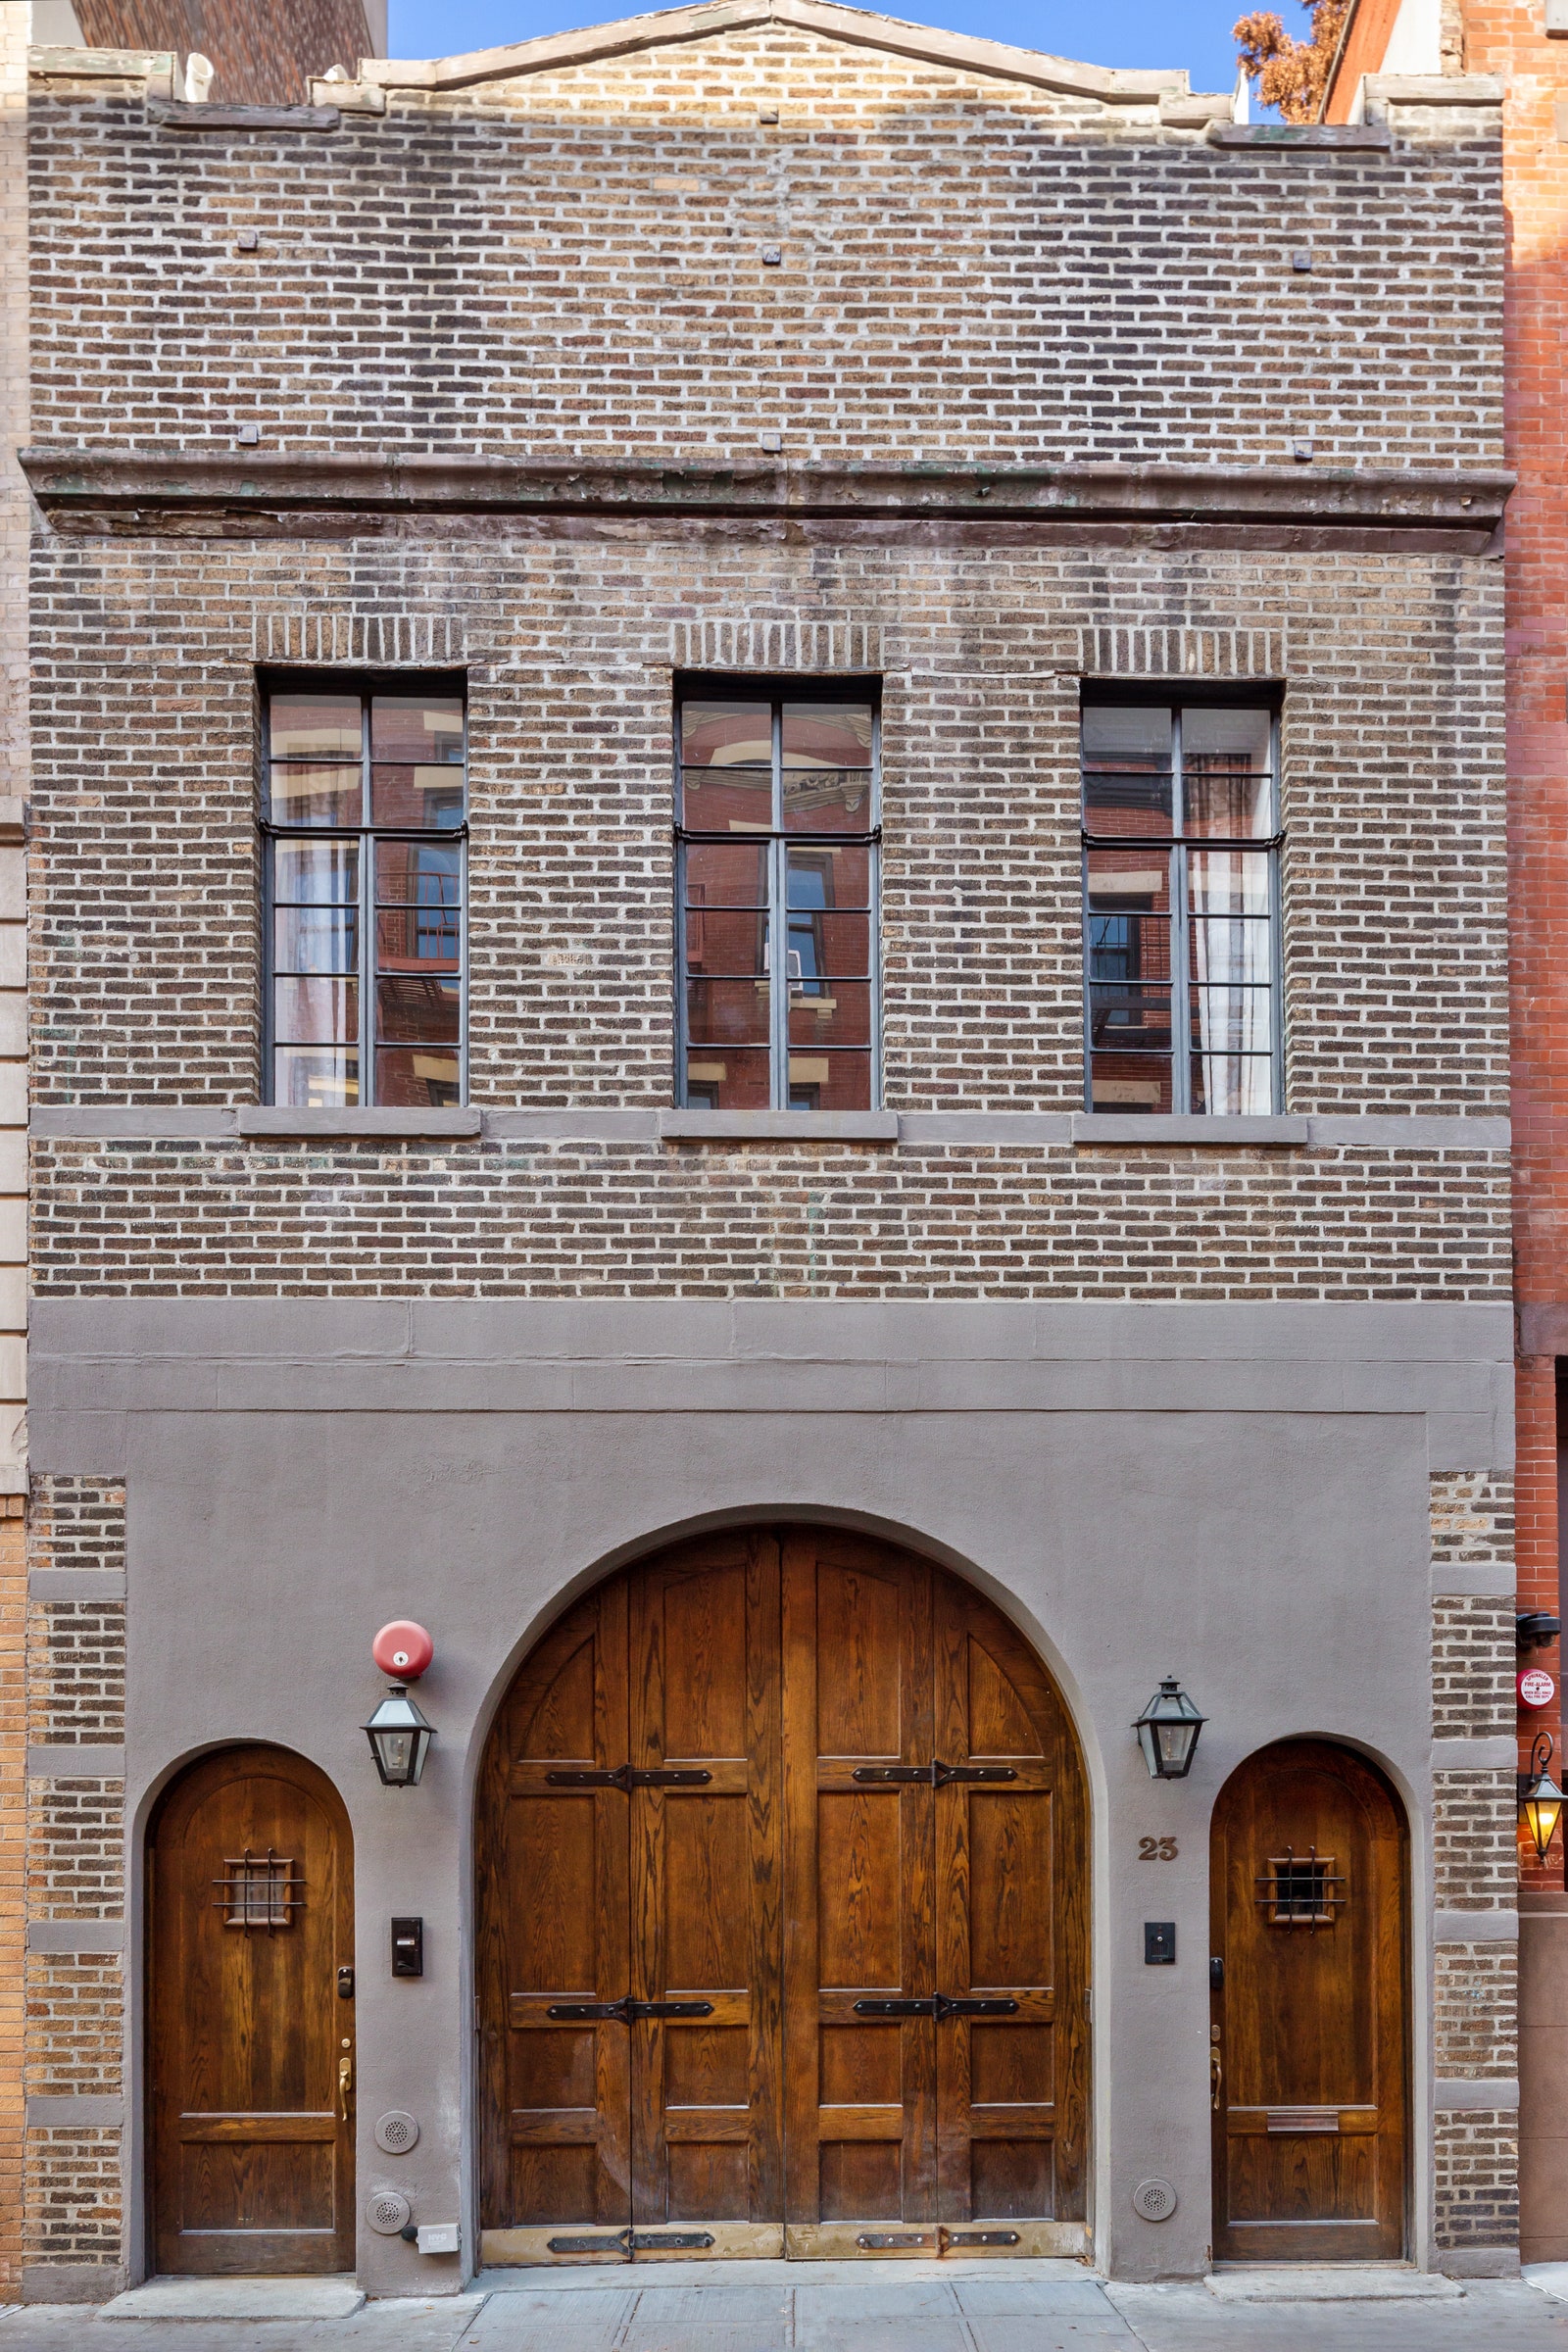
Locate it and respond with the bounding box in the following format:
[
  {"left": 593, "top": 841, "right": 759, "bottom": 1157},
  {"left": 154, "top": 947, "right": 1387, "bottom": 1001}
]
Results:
[{"left": 372, "top": 1621, "right": 434, "bottom": 1682}]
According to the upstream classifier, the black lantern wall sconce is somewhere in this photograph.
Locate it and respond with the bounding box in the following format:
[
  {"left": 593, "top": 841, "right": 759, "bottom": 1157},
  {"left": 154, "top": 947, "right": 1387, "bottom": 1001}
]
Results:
[
  {"left": 1519, "top": 1731, "right": 1565, "bottom": 1868},
  {"left": 1133, "top": 1678, "right": 1206, "bottom": 1781},
  {"left": 363, "top": 1619, "right": 437, "bottom": 1788}
]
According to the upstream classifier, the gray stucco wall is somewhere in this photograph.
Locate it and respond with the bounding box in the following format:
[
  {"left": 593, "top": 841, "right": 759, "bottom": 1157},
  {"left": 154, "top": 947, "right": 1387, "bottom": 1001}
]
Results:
[{"left": 28, "top": 1297, "right": 1512, "bottom": 2287}]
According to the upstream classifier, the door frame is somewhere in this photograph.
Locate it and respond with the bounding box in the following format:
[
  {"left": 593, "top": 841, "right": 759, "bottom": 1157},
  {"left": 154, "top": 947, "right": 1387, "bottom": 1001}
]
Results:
[
  {"left": 468, "top": 1519, "right": 1097, "bottom": 2265},
  {"left": 1207, "top": 1736, "right": 1412, "bottom": 2265},
  {"left": 143, "top": 1740, "right": 358, "bottom": 2279}
]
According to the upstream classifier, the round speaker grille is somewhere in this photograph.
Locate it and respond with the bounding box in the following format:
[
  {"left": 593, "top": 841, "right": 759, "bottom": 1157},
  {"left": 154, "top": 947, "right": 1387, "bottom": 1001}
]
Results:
[
  {"left": 1130, "top": 2177, "right": 1178, "bottom": 2224},
  {"left": 366, "top": 2187, "right": 412, "bottom": 2235},
  {"left": 374, "top": 2109, "right": 420, "bottom": 2155}
]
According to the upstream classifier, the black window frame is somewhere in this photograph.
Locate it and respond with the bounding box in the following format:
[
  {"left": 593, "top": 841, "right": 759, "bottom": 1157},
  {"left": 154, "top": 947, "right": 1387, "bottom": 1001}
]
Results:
[
  {"left": 260, "top": 669, "right": 468, "bottom": 1110},
  {"left": 1080, "top": 684, "right": 1284, "bottom": 1117},
  {"left": 673, "top": 675, "right": 883, "bottom": 1112}
]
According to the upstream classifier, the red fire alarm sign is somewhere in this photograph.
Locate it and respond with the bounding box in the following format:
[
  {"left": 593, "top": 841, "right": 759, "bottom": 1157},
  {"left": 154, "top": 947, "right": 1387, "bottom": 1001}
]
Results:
[{"left": 1519, "top": 1666, "right": 1557, "bottom": 1711}]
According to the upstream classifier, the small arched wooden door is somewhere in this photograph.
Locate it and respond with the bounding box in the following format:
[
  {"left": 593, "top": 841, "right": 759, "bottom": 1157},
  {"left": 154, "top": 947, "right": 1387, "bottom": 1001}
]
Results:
[
  {"left": 148, "top": 1745, "right": 356, "bottom": 2276},
  {"left": 476, "top": 1527, "right": 1089, "bottom": 2264},
  {"left": 1209, "top": 1740, "right": 1408, "bottom": 2262}
]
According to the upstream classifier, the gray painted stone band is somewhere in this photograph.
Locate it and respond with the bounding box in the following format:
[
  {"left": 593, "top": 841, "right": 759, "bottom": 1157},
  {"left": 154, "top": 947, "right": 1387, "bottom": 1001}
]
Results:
[
  {"left": 29, "top": 1106, "right": 1513, "bottom": 1149},
  {"left": 1435, "top": 1910, "right": 1518, "bottom": 1943},
  {"left": 28, "top": 1571, "right": 126, "bottom": 1602},
  {"left": 25, "top": 2095, "right": 124, "bottom": 2128},
  {"left": 1432, "top": 1568, "right": 1515, "bottom": 1598},
  {"left": 1434, "top": 2078, "right": 1520, "bottom": 2111},
  {"left": 25, "top": 1745, "right": 125, "bottom": 1780},
  {"left": 26, "top": 1920, "right": 126, "bottom": 1953},
  {"left": 1432, "top": 1739, "right": 1516, "bottom": 1771},
  {"left": 660, "top": 1109, "right": 899, "bottom": 1143}
]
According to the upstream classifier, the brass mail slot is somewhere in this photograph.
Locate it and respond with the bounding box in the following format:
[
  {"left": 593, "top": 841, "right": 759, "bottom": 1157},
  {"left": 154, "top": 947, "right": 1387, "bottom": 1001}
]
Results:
[{"left": 1266, "top": 2106, "right": 1340, "bottom": 2134}]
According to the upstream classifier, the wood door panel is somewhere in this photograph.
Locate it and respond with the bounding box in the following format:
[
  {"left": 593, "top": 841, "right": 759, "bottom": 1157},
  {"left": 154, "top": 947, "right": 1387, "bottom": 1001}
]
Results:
[
  {"left": 1210, "top": 1740, "right": 1408, "bottom": 2263},
  {"left": 482, "top": 1528, "right": 1089, "bottom": 2264},
  {"left": 149, "top": 1744, "right": 354, "bottom": 2277}
]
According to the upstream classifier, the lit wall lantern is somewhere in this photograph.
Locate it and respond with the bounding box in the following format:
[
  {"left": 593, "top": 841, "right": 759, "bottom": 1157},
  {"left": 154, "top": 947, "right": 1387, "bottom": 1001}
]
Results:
[
  {"left": 1133, "top": 1678, "right": 1206, "bottom": 1781},
  {"left": 1518, "top": 1731, "right": 1564, "bottom": 1867},
  {"left": 363, "top": 1619, "right": 437, "bottom": 1789}
]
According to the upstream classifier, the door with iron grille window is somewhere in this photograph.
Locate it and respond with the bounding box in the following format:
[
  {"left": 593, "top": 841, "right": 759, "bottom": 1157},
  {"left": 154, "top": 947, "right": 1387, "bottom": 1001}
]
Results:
[
  {"left": 1209, "top": 1740, "right": 1408, "bottom": 2261},
  {"left": 148, "top": 1745, "right": 356, "bottom": 2275},
  {"left": 476, "top": 1529, "right": 1089, "bottom": 2264}
]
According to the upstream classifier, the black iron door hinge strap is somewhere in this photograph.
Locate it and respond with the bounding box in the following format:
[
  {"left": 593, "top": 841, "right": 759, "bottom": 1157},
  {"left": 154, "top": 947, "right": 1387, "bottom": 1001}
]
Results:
[
  {"left": 545, "top": 2229, "right": 716, "bottom": 2257},
  {"left": 545, "top": 1997, "right": 716, "bottom": 2022},
  {"left": 545, "top": 1765, "right": 713, "bottom": 1789},
  {"left": 851, "top": 1762, "right": 1019, "bottom": 1786},
  {"left": 852, "top": 1994, "right": 1020, "bottom": 2018},
  {"left": 856, "top": 2228, "right": 1021, "bottom": 2250}
]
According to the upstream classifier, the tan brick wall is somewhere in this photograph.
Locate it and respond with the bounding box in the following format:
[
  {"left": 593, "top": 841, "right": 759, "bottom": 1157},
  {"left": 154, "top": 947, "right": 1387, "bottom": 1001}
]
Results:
[
  {"left": 0, "top": 1499, "right": 24, "bottom": 2298},
  {"left": 1434, "top": 2112, "right": 1520, "bottom": 2253},
  {"left": 1434, "top": 1596, "right": 1515, "bottom": 1740},
  {"left": 1435, "top": 1943, "right": 1517, "bottom": 2079}
]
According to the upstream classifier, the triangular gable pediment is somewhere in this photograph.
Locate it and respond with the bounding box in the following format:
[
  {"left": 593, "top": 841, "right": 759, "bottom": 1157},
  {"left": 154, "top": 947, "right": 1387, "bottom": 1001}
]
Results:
[{"left": 362, "top": 0, "right": 1187, "bottom": 103}]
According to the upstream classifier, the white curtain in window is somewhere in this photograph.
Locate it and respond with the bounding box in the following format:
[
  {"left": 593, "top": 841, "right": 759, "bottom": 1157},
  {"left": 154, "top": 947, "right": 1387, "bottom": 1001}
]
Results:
[{"left": 1191, "top": 850, "right": 1270, "bottom": 1113}]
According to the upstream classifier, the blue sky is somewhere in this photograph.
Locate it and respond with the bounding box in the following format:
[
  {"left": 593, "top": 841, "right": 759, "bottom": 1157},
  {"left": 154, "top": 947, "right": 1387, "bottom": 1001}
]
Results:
[{"left": 388, "top": 0, "right": 1266, "bottom": 97}]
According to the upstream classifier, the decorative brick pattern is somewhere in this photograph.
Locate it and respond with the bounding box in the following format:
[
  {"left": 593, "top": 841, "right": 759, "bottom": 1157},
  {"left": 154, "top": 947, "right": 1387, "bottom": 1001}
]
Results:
[
  {"left": 1433, "top": 1598, "right": 1514, "bottom": 1739},
  {"left": 21, "top": 2128, "right": 122, "bottom": 2269},
  {"left": 1433, "top": 1770, "right": 1517, "bottom": 1912},
  {"left": 24, "top": 1956, "right": 123, "bottom": 2102},
  {"left": 1434, "top": 2111, "right": 1519, "bottom": 2252},
  {"left": 1435, "top": 1943, "right": 1518, "bottom": 2078},
  {"left": 25, "top": 1479, "right": 125, "bottom": 1587},
  {"left": 25, "top": 1605, "right": 124, "bottom": 1748},
  {"left": 72, "top": 1, "right": 375, "bottom": 107},
  {"left": 1430, "top": 1471, "right": 1516, "bottom": 1592},
  {"left": 30, "top": 1135, "right": 1512, "bottom": 1299},
  {"left": 26, "top": 28, "right": 1503, "bottom": 467}
]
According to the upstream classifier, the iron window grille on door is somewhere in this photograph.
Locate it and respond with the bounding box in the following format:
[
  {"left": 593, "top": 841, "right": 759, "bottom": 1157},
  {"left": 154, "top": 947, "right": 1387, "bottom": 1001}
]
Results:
[
  {"left": 675, "top": 685, "right": 880, "bottom": 1109},
  {"left": 1081, "top": 697, "right": 1283, "bottom": 1115},
  {"left": 263, "top": 677, "right": 466, "bottom": 1107}
]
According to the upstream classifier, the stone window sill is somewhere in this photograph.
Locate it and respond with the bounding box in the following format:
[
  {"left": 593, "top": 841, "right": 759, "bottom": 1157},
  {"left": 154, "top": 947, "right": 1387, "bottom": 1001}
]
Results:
[
  {"left": 1071, "top": 1113, "right": 1310, "bottom": 1147},
  {"left": 659, "top": 1110, "right": 899, "bottom": 1144},
  {"left": 235, "top": 1107, "right": 481, "bottom": 1140}
]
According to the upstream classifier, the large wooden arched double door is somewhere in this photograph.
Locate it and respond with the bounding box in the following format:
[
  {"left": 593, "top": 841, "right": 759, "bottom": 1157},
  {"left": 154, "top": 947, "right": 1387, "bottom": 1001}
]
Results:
[{"left": 476, "top": 1527, "right": 1089, "bottom": 2263}]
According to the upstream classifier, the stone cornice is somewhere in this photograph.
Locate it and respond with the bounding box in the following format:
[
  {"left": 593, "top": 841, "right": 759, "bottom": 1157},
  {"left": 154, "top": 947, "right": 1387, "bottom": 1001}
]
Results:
[{"left": 21, "top": 450, "right": 1514, "bottom": 554}]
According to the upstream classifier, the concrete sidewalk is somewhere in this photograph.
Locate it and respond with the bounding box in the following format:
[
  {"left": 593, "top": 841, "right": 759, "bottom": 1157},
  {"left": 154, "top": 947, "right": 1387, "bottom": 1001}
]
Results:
[{"left": 1, "top": 2261, "right": 1566, "bottom": 2350}]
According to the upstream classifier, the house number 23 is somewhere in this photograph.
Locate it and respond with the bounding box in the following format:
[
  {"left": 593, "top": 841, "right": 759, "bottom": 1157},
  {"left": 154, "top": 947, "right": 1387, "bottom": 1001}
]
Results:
[{"left": 1138, "top": 1837, "right": 1178, "bottom": 1861}]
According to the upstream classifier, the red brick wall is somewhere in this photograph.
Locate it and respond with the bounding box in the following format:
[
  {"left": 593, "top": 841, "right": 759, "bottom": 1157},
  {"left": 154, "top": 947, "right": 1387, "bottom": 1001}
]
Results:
[{"left": 73, "top": 1, "right": 373, "bottom": 104}]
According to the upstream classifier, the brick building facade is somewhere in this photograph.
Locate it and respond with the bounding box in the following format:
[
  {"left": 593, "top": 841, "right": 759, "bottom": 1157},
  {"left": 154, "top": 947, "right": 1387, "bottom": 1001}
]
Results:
[{"left": 8, "top": 10, "right": 1518, "bottom": 2300}]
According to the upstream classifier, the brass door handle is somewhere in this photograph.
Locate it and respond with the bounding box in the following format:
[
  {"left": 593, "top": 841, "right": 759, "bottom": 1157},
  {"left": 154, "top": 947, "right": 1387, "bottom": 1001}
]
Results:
[
  {"left": 1210, "top": 2049, "right": 1222, "bottom": 2113},
  {"left": 338, "top": 2053, "right": 354, "bottom": 2121}
]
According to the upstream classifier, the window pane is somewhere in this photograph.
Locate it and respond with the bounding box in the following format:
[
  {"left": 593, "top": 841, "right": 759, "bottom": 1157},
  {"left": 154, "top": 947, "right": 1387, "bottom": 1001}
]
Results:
[
  {"left": 686, "top": 976, "right": 770, "bottom": 1046},
  {"left": 1190, "top": 1053, "right": 1274, "bottom": 1115},
  {"left": 270, "top": 695, "right": 362, "bottom": 760},
  {"left": 375, "top": 976, "right": 461, "bottom": 1045},
  {"left": 1189, "top": 917, "right": 1272, "bottom": 990},
  {"left": 1090, "top": 1051, "right": 1172, "bottom": 1114},
  {"left": 273, "top": 977, "right": 357, "bottom": 1043},
  {"left": 803, "top": 843, "right": 873, "bottom": 907},
  {"left": 1188, "top": 850, "right": 1270, "bottom": 917},
  {"left": 797, "top": 910, "right": 871, "bottom": 982},
  {"left": 789, "top": 977, "right": 871, "bottom": 1049},
  {"left": 377, "top": 907, "right": 459, "bottom": 973},
  {"left": 782, "top": 701, "right": 874, "bottom": 832},
  {"left": 376, "top": 840, "right": 461, "bottom": 908},
  {"left": 273, "top": 840, "right": 359, "bottom": 903},
  {"left": 374, "top": 1048, "right": 462, "bottom": 1106},
  {"left": 685, "top": 906, "right": 766, "bottom": 979},
  {"left": 1089, "top": 982, "right": 1171, "bottom": 1054},
  {"left": 1087, "top": 847, "right": 1171, "bottom": 920},
  {"left": 269, "top": 763, "right": 361, "bottom": 826},
  {"left": 274, "top": 906, "right": 357, "bottom": 974},
  {"left": 684, "top": 842, "right": 769, "bottom": 906},
  {"left": 679, "top": 700, "right": 773, "bottom": 830},
  {"left": 272, "top": 1048, "right": 359, "bottom": 1107},
  {"left": 684, "top": 1047, "right": 770, "bottom": 1108},
  {"left": 370, "top": 695, "right": 465, "bottom": 764},
  {"left": 1182, "top": 707, "right": 1272, "bottom": 837},
  {"left": 1082, "top": 706, "right": 1172, "bottom": 831},
  {"left": 370, "top": 765, "right": 466, "bottom": 829},
  {"left": 790, "top": 1052, "right": 871, "bottom": 1110},
  {"left": 1188, "top": 987, "right": 1273, "bottom": 1057}
]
